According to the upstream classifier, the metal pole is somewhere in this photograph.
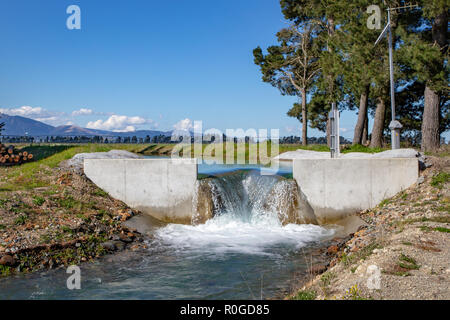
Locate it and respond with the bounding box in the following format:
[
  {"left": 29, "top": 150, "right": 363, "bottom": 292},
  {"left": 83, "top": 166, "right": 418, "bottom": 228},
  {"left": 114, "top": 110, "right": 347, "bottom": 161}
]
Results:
[
  {"left": 387, "top": 9, "right": 396, "bottom": 123},
  {"left": 387, "top": 9, "right": 403, "bottom": 149}
]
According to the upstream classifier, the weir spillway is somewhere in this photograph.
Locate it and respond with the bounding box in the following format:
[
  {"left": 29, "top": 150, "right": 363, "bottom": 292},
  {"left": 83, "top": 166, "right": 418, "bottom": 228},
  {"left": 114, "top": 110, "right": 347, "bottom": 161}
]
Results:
[{"left": 84, "top": 158, "right": 418, "bottom": 224}]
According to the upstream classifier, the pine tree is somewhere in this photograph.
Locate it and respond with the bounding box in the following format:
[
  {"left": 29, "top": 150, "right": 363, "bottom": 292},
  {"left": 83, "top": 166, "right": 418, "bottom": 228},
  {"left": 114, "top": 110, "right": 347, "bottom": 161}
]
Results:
[{"left": 254, "top": 23, "right": 321, "bottom": 145}]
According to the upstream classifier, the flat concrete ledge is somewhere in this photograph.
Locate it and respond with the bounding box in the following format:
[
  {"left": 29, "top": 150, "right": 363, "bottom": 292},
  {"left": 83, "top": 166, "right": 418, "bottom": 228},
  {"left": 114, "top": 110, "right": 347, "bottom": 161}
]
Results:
[
  {"left": 84, "top": 159, "right": 198, "bottom": 223},
  {"left": 293, "top": 158, "right": 419, "bottom": 223}
]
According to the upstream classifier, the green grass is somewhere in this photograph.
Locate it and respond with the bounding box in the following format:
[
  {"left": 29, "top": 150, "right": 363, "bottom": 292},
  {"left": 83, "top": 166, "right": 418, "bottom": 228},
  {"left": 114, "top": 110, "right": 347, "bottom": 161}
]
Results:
[
  {"left": 419, "top": 226, "right": 450, "bottom": 233},
  {"left": 340, "top": 242, "right": 382, "bottom": 267},
  {"left": 292, "top": 290, "right": 316, "bottom": 300},
  {"left": 0, "top": 224, "right": 5, "bottom": 230},
  {"left": 431, "top": 172, "right": 450, "bottom": 189},
  {"left": 14, "top": 214, "right": 28, "bottom": 225},
  {"left": 32, "top": 196, "right": 45, "bottom": 206},
  {"left": 92, "top": 188, "right": 109, "bottom": 197},
  {"left": 0, "top": 265, "right": 12, "bottom": 277},
  {"left": 379, "top": 199, "right": 391, "bottom": 208},
  {"left": 61, "top": 225, "right": 74, "bottom": 234},
  {"left": 341, "top": 144, "right": 387, "bottom": 154},
  {"left": 0, "top": 144, "right": 148, "bottom": 191},
  {"left": 398, "top": 254, "right": 420, "bottom": 270},
  {"left": 57, "top": 195, "right": 78, "bottom": 210},
  {"left": 395, "top": 216, "right": 450, "bottom": 228}
]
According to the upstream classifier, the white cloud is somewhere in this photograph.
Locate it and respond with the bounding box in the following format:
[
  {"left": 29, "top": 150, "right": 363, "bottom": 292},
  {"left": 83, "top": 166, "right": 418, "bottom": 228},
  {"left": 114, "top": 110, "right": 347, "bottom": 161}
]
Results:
[
  {"left": 0, "top": 106, "right": 45, "bottom": 116},
  {"left": 86, "top": 115, "right": 150, "bottom": 132},
  {"left": 1, "top": 106, "right": 159, "bottom": 131},
  {"left": 35, "top": 117, "right": 58, "bottom": 123},
  {"left": 340, "top": 127, "right": 349, "bottom": 133},
  {"left": 71, "top": 108, "right": 93, "bottom": 116},
  {"left": 173, "top": 118, "right": 201, "bottom": 132}
]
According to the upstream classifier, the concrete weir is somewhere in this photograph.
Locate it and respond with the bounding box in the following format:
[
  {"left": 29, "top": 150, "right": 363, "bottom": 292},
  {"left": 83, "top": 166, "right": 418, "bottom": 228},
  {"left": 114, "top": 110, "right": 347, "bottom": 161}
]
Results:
[
  {"left": 84, "top": 159, "right": 198, "bottom": 224},
  {"left": 293, "top": 158, "right": 419, "bottom": 223},
  {"left": 83, "top": 156, "right": 419, "bottom": 225}
]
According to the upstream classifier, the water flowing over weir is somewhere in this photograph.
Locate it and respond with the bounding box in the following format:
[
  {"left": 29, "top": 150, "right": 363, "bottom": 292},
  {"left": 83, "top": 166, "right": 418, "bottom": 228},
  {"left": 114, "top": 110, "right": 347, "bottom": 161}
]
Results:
[{"left": 191, "top": 170, "right": 318, "bottom": 226}]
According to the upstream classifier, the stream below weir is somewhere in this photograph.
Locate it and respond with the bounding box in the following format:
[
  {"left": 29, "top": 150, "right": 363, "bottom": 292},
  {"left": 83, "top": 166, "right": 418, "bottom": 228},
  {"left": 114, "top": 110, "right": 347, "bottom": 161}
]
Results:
[{"left": 0, "top": 161, "right": 340, "bottom": 300}]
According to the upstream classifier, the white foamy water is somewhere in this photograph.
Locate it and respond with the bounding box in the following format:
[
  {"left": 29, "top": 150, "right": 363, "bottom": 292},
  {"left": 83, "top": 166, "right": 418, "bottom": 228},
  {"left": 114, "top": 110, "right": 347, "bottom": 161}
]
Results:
[
  {"left": 156, "top": 170, "right": 335, "bottom": 256},
  {"left": 155, "top": 215, "right": 335, "bottom": 256}
]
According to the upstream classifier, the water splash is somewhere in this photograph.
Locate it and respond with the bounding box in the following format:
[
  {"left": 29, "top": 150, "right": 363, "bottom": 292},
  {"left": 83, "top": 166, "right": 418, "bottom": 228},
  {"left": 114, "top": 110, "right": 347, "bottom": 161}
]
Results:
[
  {"left": 192, "top": 170, "right": 317, "bottom": 225},
  {"left": 156, "top": 171, "right": 330, "bottom": 257}
]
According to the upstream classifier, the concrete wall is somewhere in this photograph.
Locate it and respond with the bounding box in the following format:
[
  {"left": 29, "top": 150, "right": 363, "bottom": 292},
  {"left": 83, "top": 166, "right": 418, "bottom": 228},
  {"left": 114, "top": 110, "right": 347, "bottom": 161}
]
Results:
[
  {"left": 84, "top": 159, "right": 198, "bottom": 224},
  {"left": 293, "top": 158, "right": 419, "bottom": 223}
]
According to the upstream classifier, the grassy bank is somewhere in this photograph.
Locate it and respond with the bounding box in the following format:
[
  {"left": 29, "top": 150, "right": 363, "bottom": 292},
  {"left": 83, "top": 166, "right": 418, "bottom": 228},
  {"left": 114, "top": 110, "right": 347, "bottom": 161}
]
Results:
[
  {"left": 0, "top": 144, "right": 148, "bottom": 192},
  {"left": 0, "top": 144, "right": 148, "bottom": 277}
]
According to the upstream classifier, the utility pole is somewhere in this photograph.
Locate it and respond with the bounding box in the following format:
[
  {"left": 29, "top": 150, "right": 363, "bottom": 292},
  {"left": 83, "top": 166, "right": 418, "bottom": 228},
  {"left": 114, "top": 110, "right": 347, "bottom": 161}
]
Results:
[{"left": 375, "top": 3, "right": 418, "bottom": 150}]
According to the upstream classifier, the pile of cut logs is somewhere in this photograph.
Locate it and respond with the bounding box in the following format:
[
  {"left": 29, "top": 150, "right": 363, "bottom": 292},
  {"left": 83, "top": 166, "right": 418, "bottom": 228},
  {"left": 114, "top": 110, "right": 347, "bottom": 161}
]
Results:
[{"left": 0, "top": 144, "right": 33, "bottom": 165}]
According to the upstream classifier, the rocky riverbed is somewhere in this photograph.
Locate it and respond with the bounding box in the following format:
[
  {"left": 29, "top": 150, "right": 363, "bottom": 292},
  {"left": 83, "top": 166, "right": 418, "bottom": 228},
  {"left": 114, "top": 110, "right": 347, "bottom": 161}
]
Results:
[{"left": 289, "top": 155, "right": 450, "bottom": 300}]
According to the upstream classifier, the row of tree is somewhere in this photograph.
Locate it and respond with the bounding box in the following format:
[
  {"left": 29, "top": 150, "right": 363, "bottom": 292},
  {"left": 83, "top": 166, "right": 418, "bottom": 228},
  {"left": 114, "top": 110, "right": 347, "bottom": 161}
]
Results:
[
  {"left": 0, "top": 135, "right": 175, "bottom": 144},
  {"left": 1, "top": 134, "right": 350, "bottom": 145},
  {"left": 253, "top": 0, "right": 448, "bottom": 151}
]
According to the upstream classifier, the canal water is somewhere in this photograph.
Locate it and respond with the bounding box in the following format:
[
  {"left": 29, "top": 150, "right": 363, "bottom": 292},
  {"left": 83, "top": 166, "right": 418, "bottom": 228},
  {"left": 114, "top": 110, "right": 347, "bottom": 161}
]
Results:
[{"left": 0, "top": 161, "right": 338, "bottom": 299}]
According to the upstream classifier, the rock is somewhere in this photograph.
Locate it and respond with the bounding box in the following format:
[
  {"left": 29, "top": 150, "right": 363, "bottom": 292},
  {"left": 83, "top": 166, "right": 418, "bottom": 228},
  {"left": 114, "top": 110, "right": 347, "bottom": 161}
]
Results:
[
  {"left": 119, "top": 233, "right": 133, "bottom": 243},
  {"left": 309, "top": 265, "right": 327, "bottom": 275},
  {"left": 65, "top": 150, "right": 142, "bottom": 174},
  {"left": 354, "top": 229, "right": 366, "bottom": 237},
  {"left": 113, "top": 241, "right": 126, "bottom": 251},
  {"left": 417, "top": 176, "right": 425, "bottom": 185},
  {"left": 327, "top": 245, "right": 339, "bottom": 255},
  {"left": 118, "top": 210, "right": 132, "bottom": 221},
  {"left": 330, "top": 258, "right": 338, "bottom": 267},
  {"left": 0, "top": 254, "right": 16, "bottom": 266},
  {"left": 101, "top": 241, "right": 116, "bottom": 251}
]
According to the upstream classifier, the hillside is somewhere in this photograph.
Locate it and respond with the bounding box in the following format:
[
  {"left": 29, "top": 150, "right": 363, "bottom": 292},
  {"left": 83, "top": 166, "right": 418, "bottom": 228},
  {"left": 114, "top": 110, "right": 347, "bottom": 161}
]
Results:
[{"left": 0, "top": 114, "right": 169, "bottom": 138}]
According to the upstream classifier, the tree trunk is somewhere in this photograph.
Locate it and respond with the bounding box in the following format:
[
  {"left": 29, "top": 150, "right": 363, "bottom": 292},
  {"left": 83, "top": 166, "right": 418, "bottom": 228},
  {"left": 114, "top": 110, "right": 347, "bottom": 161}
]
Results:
[
  {"left": 370, "top": 97, "right": 386, "bottom": 148},
  {"left": 421, "top": 9, "right": 447, "bottom": 152},
  {"left": 353, "top": 84, "right": 370, "bottom": 145},
  {"left": 362, "top": 114, "right": 369, "bottom": 146},
  {"left": 421, "top": 86, "right": 440, "bottom": 152},
  {"left": 301, "top": 88, "right": 308, "bottom": 146}
]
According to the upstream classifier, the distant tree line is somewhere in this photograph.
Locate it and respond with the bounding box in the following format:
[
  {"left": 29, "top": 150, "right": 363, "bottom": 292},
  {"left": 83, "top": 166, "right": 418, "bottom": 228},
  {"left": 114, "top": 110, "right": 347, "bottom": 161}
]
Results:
[{"left": 0, "top": 134, "right": 353, "bottom": 145}]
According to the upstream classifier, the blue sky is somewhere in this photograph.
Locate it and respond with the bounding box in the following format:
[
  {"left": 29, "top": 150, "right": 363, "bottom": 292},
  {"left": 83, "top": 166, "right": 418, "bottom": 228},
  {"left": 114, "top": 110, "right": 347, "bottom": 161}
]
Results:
[{"left": 0, "top": 0, "right": 412, "bottom": 139}]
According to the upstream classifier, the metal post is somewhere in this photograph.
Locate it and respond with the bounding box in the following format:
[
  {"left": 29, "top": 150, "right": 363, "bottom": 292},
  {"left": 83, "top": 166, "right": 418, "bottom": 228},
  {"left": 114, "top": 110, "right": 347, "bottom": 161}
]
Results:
[
  {"left": 387, "top": 8, "right": 401, "bottom": 150},
  {"left": 375, "top": 7, "right": 408, "bottom": 150},
  {"left": 387, "top": 9, "right": 396, "bottom": 123},
  {"left": 329, "top": 102, "right": 340, "bottom": 158}
]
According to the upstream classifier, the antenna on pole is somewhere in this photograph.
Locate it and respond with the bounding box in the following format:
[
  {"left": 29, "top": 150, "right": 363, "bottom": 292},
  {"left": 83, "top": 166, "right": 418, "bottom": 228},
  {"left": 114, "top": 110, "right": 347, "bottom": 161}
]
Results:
[{"left": 374, "top": 3, "right": 418, "bottom": 150}]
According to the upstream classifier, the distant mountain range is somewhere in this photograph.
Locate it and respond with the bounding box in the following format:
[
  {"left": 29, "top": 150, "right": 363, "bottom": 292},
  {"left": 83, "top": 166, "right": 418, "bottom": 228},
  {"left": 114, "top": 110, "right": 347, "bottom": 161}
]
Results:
[{"left": 0, "top": 114, "right": 171, "bottom": 138}]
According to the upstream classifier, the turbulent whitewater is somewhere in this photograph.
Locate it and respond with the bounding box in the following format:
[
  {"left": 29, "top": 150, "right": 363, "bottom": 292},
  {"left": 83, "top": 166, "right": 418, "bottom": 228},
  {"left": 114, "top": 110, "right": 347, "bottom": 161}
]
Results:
[{"left": 155, "top": 170, "right": 333, "bottom": 257}]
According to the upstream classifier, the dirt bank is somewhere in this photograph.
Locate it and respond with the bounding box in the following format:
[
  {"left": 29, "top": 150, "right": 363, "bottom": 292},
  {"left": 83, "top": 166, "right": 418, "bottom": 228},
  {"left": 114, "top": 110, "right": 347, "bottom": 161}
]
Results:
[
  {"left": 289, "top": 155, "right": 449, "bottom": 300},
  {"left": 0, "top": 162, "right": 149, "bottom": 277}
]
